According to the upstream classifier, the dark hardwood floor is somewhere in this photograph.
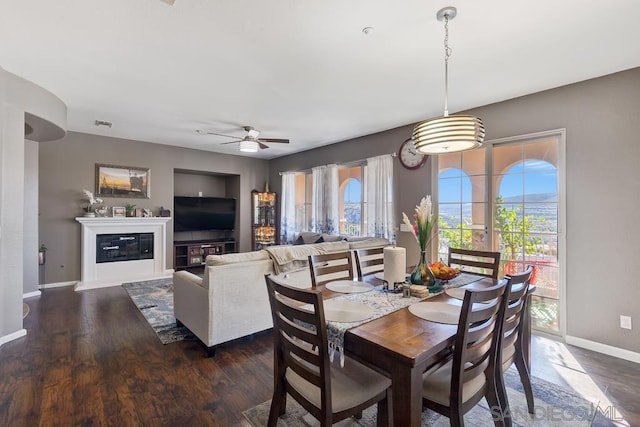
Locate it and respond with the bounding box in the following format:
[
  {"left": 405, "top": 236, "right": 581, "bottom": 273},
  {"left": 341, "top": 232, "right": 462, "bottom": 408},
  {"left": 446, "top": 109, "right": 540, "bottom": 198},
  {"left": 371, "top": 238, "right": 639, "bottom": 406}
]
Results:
[{"left": 2, "top": 286, "right": 639, "bottom": 426}]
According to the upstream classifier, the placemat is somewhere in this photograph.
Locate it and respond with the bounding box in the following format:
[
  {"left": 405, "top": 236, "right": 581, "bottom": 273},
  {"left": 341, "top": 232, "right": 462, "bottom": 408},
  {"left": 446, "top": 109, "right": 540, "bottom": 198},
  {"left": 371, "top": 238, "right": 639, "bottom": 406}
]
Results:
[
  {"left": 408, "top": 301, "right": 461, "bottom": 324},
  {"left": 444, "top": 287, "right": 467, "bottom": 300},
  {"left": 325, "top": 280, "right": 374, "bottom": 294},
  {"left": 322, "top": 299, "right": 374, "bottom": 322}
]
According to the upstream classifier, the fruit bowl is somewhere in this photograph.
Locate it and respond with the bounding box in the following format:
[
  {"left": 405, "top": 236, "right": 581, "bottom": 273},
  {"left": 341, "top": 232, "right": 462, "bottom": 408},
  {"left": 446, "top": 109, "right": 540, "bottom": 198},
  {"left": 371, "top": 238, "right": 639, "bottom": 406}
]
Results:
[{"left": 429, "top": 261, "right": 461, "bottom": 281}]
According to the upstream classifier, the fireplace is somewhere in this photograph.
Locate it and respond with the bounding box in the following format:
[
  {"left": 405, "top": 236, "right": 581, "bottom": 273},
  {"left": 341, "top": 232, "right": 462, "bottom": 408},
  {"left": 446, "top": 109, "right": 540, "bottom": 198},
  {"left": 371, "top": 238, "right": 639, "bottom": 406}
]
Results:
[
  {"left": 75, "top": 217, "right": 171, "bottom": 291},
  {"left": 96, "top": 233, "right": 154, "bottom": 263}
]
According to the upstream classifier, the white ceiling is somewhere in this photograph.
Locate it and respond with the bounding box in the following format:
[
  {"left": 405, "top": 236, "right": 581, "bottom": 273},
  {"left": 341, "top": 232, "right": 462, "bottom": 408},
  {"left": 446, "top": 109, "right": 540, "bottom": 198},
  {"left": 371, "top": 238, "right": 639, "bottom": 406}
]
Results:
[{"left": 2, "top": 0, "right": 639, "bottom": 159}]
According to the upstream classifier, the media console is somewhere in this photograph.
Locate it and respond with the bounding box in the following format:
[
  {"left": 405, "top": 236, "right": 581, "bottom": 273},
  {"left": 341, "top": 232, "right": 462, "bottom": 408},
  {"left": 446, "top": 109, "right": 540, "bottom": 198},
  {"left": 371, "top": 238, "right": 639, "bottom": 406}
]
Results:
[{"left": 174, "top": 239, "right": 237, "bottom": 271}]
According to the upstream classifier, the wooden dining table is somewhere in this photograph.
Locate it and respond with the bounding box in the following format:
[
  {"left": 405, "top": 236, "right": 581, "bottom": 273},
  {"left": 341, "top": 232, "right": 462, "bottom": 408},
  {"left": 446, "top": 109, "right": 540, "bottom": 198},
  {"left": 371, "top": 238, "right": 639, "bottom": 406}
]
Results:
[{"left": 301, "top": 269, "right": 535, "bottom": 427}]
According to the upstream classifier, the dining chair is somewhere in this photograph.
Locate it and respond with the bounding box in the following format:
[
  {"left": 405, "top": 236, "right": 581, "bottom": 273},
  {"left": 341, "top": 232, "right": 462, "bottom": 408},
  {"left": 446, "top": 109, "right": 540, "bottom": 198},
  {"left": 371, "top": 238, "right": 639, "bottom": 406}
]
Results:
[
  {"left": 264, "top": 274, "right": 392, "bottom": 426},
  {"left": 496, "top": 265, "right": 535, "bottom": 425},
  {"left": 421, "top": 280, "right": 509, "bottom": 427},
  {"left": 354, "top": 247, "right": 385, "bottom": 279},
  {"left": 308, "top": 251, "right": 355, "bottom": 288},
  {"left": 448, "top": 248, "right": 502, "bottom": 279}
]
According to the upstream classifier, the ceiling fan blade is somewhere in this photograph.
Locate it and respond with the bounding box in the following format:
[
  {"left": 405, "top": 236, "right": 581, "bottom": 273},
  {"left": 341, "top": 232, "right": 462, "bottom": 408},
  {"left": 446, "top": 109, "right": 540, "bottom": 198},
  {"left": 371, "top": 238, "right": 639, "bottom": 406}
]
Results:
[
  {"left": 160, "top": 0, "right": 176, "bottom": 4},
  {"left": 198, "top": 130, "right": 240, "bottom": 139},
  {"left": 258, "top": 142, "right": 270, "bottom": 150},
  {"left": 220, "top": 140, "right": 241, "bottom": 145},
  {"left": 258, "top": 138, "right": 290, "bottom": 144}
]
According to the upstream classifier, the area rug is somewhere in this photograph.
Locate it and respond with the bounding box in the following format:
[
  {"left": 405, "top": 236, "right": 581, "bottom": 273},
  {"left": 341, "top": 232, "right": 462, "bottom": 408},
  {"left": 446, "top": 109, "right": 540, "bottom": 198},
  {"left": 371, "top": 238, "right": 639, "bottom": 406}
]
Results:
[
  {"left": 243, "top": 367, "right": 596, "bottom": 426},
  {"left": 122, "top": 277, "right": 195, "bottom": 344}
]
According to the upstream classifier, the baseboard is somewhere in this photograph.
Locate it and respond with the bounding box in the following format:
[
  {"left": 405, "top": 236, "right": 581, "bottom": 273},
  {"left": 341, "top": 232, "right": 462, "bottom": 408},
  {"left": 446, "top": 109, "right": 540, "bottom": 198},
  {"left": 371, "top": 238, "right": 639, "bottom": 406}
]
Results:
[
  {"left": 565, "top": 335, "right": 640, "bottom": 364},
  {"left": 0, "top": 329, "right": 27, "bottom": 348},
  {"left": 39, "top": 281, "right": 77, "bottom": 290},
  {"left": 23, "top": 290, "right": 42, "bottom": 299}
]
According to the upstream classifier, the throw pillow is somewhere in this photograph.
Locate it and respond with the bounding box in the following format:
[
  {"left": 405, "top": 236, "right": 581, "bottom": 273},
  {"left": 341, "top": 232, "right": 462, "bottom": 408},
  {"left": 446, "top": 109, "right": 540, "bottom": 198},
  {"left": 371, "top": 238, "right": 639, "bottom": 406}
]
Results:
[{"left": 294, "top": 231, "right": 323, "bottom": 245}]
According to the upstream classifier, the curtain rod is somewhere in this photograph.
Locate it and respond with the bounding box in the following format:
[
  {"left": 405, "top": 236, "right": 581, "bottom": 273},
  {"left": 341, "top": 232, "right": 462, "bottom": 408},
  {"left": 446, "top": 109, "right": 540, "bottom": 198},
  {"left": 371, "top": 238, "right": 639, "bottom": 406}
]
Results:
[{"left": 278, "top": 152, "right": 397, "bottom": 175}]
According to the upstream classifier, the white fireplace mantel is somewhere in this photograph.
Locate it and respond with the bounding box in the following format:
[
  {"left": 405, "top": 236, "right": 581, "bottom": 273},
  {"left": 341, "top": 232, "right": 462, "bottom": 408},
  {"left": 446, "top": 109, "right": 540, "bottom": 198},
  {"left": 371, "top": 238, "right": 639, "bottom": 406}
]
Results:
[{"left": 75, "top": 217, "right": 172, "bottom": 291}]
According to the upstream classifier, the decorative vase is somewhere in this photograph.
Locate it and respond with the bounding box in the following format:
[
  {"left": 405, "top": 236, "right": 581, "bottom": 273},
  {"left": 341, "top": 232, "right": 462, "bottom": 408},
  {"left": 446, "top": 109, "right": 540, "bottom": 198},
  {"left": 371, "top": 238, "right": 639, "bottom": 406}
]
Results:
[
  {"left": 83, "top": 211, "right": 95, "bottom": 218},
  {"left": 410, "top": 251, "right": 437, "bottom": 289}
]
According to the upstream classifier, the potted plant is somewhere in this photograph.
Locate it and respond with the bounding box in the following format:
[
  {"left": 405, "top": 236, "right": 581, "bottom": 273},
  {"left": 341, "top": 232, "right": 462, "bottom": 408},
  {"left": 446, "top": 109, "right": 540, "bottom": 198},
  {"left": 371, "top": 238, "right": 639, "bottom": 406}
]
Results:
[
  {"left": 38, "top": 243, "right": 47, "bottom": 266},
  {"left": 125, "top": 204, "right": 136, "bottom": 217},
  {"left": 82, "top": 189, "right": 103, "bottom": 217}
]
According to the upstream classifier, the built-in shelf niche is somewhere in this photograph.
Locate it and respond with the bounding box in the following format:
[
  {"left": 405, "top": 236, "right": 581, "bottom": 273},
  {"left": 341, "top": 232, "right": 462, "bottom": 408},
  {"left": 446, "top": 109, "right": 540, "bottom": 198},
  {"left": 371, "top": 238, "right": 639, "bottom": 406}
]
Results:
[{"left": 173, "top": 169, "right": 240, "bottom": 242}]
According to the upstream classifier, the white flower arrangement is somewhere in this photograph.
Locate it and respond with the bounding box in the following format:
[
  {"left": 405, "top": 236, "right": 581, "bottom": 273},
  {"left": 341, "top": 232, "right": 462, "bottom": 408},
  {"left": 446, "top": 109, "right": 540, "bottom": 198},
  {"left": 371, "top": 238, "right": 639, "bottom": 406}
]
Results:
[
  {"left": 82, "top": 189, "right": 103, "bottom": 212},
  {"left": 402, "top": 195, "right": 434, "bottom": 252}
]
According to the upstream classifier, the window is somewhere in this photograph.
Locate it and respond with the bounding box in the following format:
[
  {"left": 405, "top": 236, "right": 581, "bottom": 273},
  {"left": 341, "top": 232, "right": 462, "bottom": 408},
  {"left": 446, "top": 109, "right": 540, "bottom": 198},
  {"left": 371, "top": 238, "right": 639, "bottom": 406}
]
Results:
[
  {"left": 294, "top": 173, "right": 312, "bottom": 233},
  {"left": 338, "top": 166, "right": 364, "bottom": 236}
]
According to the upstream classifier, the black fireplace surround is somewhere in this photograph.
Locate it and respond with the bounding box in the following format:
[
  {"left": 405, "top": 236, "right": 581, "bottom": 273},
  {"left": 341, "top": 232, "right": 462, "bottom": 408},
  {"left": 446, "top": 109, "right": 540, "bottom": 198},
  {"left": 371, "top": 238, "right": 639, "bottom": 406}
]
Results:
[{"left": 96, "top": 233, "right": 154, "bottom": 263}]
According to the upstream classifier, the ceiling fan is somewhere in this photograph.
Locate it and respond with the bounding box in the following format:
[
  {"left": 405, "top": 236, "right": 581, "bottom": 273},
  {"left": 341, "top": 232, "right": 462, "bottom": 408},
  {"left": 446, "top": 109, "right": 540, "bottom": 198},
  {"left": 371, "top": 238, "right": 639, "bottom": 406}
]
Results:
[{"left": 197, "top": 126, "right": 290, "bottom": 153}]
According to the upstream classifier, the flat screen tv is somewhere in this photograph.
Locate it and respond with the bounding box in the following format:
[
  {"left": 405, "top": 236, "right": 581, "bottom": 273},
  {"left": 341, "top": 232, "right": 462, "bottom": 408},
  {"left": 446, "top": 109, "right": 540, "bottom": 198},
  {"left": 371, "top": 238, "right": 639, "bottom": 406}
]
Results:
[{"left": 174, "top": 196, "right": 236, "bottom": 232}]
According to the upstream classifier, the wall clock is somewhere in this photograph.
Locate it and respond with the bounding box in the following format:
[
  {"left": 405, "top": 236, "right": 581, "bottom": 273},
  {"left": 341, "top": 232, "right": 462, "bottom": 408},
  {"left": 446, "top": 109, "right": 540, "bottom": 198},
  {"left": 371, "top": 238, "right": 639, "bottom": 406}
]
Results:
[{"left": 398, "top": 138, "right": 427, "bottom": 170}]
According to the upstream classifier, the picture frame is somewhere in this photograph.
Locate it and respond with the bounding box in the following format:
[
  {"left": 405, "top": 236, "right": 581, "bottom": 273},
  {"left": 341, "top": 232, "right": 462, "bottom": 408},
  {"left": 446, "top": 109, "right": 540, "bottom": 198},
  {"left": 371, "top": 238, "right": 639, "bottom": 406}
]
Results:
[
  {"left": 96, "top": 164, "right": 150, "bottom": 199},
  {"left": 112, "top": 206, "right": 126, "bottom": 218}
]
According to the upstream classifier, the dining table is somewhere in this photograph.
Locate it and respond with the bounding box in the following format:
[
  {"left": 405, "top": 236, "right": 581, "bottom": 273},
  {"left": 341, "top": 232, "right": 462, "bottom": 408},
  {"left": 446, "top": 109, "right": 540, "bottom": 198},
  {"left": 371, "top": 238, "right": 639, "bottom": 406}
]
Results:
[{"left": 314, "top": 273, "right": 535, "bottom": 427}]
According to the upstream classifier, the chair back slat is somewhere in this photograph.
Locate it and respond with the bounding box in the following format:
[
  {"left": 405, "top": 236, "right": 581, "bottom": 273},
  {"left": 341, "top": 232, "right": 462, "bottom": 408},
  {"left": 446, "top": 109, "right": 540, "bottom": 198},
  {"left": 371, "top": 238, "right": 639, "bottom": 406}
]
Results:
[
  {"left": 448, "top": 248, "right": 501, "bottom": 279},
  {"left": 309, "top": 252, "right": 354, "bottom": 287},
  {"left": 354, "top": 247, "right": 385, "bottom": 278}
]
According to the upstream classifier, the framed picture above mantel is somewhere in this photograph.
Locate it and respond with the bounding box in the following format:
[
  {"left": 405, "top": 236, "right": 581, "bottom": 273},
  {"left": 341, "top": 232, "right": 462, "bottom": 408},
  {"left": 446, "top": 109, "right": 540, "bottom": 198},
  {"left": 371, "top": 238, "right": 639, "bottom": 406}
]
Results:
[{"left": 95, "top": 164, "right": 150, "bottom": 199}]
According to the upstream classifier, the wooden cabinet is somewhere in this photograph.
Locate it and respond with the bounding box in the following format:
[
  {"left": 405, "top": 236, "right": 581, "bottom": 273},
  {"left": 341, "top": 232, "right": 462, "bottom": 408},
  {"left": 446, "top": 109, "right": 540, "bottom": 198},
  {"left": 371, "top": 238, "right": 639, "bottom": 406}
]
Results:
[
  {"left": 174, "top": 240, "right": 236, "bottom": 271},
  {"left": 251, "top": 190, "right": 277, "bottom": 250}
]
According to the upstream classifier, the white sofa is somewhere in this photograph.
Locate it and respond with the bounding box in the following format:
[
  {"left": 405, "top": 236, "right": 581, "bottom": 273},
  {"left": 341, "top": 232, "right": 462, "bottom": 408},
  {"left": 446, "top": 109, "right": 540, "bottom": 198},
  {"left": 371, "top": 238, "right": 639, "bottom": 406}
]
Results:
[{"left": 172, "top": 237, "right": 389, "bottom": 355}]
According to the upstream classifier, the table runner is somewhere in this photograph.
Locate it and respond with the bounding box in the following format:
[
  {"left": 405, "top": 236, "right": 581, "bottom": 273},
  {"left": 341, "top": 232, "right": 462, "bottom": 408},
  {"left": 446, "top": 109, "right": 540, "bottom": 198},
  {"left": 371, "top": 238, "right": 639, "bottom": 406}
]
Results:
[
  {"left": 442, "top": 272, "right": 485, "bottom": 288},
  {"left": 324, "top": 286, "right": 423, "bottom": 366}
]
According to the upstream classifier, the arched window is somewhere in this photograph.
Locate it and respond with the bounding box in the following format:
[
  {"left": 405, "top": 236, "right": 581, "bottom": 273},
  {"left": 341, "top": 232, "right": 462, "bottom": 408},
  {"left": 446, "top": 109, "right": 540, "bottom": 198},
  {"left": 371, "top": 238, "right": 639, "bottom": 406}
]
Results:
[{"left": 340, "top": 177, "right": 362, "bottom": 235}]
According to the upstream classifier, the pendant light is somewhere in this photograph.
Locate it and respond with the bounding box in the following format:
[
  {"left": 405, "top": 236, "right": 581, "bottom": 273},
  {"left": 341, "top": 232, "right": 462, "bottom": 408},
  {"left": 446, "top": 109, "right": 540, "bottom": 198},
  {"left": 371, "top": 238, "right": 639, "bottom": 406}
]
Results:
[{"left": 412, "top": 6, "right": 485, "bottom": 154}]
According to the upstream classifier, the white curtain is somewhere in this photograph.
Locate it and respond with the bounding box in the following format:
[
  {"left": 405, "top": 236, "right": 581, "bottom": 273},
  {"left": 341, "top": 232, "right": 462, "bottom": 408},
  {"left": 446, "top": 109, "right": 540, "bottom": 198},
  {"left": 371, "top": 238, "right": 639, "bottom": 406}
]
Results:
[
  {"left": 280, "top": 172, "right": 298, "bottom": 244},
  {"left": 311, "top": 165, "right": 339, "bottom": 233},
  {"left": 366, "top": 154, "right": 395, "bottom": 241}
]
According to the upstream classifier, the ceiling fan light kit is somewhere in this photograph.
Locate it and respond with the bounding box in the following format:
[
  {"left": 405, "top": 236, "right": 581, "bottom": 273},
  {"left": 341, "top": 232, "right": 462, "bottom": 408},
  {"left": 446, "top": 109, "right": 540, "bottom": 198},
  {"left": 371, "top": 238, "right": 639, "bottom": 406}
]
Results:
[
  {"left": 239, "top": 140, "right": 260, "bottom": 153},
  {"left": 411, "top": 6, "right": 485, "bottom": 155}
]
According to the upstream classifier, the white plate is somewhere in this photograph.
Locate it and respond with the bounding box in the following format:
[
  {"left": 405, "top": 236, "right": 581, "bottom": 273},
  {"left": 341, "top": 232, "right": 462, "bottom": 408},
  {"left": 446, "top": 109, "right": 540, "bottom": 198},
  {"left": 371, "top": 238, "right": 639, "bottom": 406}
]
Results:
[
  {"left": 408, "top": 301, "right": 461, "bottom": 324},
  {"left": 445, "top": 287, "right": 468, "bottom": 300},
  {"left": 325, "top": 280, "right": 374, "bottom": 294},
  {"left": 323, "top": 299, "right": 374, "bottom": 323},
  {"left": 373, "top": 272, "right": 409, "bottom": 282}
]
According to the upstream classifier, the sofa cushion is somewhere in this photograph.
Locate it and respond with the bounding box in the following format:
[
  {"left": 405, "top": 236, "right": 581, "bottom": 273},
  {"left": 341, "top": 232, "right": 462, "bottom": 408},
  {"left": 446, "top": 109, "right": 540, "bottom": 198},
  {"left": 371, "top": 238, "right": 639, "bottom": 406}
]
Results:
[{"left": 205, "top": 250, "right": 270, "bottom": 266}]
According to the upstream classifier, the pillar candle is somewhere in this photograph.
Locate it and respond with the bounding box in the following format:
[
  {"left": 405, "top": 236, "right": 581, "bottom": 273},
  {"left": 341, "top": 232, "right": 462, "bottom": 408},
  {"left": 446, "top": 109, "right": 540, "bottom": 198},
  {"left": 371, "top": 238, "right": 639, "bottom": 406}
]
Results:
[{"left": 383, "top": 246, "right": 406, "bottom": 284}]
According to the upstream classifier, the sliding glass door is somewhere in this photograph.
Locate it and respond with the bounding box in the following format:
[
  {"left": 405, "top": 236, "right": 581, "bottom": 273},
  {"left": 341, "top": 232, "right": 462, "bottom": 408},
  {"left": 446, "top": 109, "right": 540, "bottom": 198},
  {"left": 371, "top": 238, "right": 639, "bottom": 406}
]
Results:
[{"left": 435, "top": 130, "right": 565, "bottom": 335}]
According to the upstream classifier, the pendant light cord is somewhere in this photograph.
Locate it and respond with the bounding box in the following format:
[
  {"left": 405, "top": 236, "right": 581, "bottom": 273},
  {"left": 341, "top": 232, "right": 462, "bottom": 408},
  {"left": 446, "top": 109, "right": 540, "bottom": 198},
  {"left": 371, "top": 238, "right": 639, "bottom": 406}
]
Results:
[{"left": 443, "top": 14, "right": 452, "bottom": 117}]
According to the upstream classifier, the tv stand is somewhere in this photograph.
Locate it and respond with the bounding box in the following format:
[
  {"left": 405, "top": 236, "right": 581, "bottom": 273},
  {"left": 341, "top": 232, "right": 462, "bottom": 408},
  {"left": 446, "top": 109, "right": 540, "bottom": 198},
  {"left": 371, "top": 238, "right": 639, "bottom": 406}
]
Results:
[{"left": 174, "top": 239, "right": 237, "bottom": 271}]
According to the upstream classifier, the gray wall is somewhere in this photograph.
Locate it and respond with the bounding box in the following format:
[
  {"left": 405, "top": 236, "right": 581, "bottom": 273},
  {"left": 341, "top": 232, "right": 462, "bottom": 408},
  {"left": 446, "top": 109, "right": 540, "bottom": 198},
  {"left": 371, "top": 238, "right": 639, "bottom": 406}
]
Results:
[
  {"left": 39, "top": 131, "right": 269, "bottom": 284},
  {"left": 268, "top": 67, "right": 640, "bottom": 354},
  {"left": 1, "top": 67, "right": 66, "bottom": 342},
  {"left": 23, "top": 139, "right": 39, "bottom": 294}
]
